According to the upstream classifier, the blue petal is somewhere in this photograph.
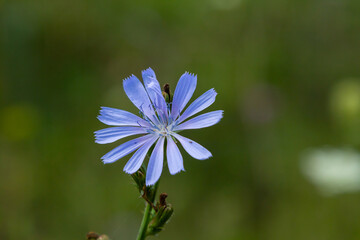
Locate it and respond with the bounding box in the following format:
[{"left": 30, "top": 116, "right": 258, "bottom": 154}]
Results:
[
  {"left": 146, "top": 137, "right": 165, "bottom": 186},
  {"left": 172, "top": 133, "right": 212, "bottom": 160},
  {"left": 142, "top": 68, "right": 168, "bottom": 122},
  {"left": 170, "top": 72, "right": 197, "bottom": 120},
  {"left": 177, "top": 88, "right": 217, "bottom": 124},
  {"left": 123, "top": 135, "right": 159, "bottom": 174},
  {"left": 166, "top": 136, "right": 184, "bottom": 175},
  {"left": 97, "top": 107, "right": 150, "bottom": 127},
  {"left": 95, "top": 127, "right": 148, "bottom": 144},
  {"left": 123, "top": 75, "right": 160, "bottom": 125},
  {"left": 101, "top": 134, "right": 154, "bottom": 164},
  {"left": 174, "top": 110, "right": 223, "bottom": 131}
]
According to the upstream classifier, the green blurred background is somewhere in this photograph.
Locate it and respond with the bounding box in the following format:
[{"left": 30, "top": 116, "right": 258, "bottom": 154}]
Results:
[{"left": 1, "top": 0, "right": 360, "bottom": 239}]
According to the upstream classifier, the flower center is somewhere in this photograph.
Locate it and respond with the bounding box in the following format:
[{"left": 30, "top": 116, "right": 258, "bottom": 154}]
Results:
[
  {"left": 159, "top": 126, "right": 170, "bottom": 136},
  {"left": 153, "top": 125, "right": 173, "bottom": 137}
]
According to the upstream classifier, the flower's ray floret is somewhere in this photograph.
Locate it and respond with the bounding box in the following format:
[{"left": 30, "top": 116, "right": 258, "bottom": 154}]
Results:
[
  {"left": 101, "top": 135, "right": 154, "bottom": 164},
  {"left": 174, "top": 110, "right": 224, "bottom": 131},
  {"left": 166, "top": 136, "right": 184, "bottom": 175},
  {"left": 98, "top": 107, "right": 151, "bottom": 127},
  {"left": 123, "top": 135, "right": 159, "bottom": 174},
  {"left": 95, "top": 67, "right": 223, "bottom": 185},
  {"left": 142, "top": 68, "right": 169, "bottom": 124},
  {"left": 176, "top": 88, "right": 217, "bottom": 124},
  {"left": 146, "top": 137, "right": 165, "bottom": 186},
  {"left": 170, "top": 72, "right": 197, "bottom": 120},
  {"left": 123, "top": 75, "right": 160, "bottom": 126},
  {"left": 95, "top": 127, "right": 148, "bottom": 144},
  {"left": 172, "top": 133, "right": 212, "bottom": 160}
]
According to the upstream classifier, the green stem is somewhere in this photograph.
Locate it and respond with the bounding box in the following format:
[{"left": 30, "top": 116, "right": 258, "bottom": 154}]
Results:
[{"left": 136, "top": 182, "right": 159, "bottom": 240}]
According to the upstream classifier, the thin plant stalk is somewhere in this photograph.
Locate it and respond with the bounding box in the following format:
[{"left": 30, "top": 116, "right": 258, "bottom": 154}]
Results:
[{"left": 136, "top": 181, "right": 159, "bottom": 240}]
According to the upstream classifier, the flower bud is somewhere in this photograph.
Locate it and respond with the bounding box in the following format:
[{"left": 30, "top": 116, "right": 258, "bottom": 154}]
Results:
[
  {"left": 146, "top": 193, "right": 174, "bottom": 236},
  {"left": 159, "top": 193, "right": 168, "bottom": 206},
  {"left": 162, "top": 84, "right": 172, "bottom": 103},
  {"left": 131, "top": 167, "right": 146, "bottom": 192},
  {"left": 158, "top": 204, "right": 174, "bottom": 225}
]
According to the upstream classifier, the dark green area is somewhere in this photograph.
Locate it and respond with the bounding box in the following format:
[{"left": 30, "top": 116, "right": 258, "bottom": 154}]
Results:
[{"left": 1, "top": 0, "right": 360, "bottom": 239}]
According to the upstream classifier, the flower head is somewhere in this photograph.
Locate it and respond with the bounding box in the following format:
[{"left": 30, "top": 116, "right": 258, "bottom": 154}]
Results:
[{"left": 95, "top": 68, "right": 223, "bottom": 185}]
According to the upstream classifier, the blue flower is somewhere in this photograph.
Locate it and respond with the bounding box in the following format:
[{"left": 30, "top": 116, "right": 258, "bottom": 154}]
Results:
[{"left": 95, "top": 68, "right": 223, "bottom": 186}]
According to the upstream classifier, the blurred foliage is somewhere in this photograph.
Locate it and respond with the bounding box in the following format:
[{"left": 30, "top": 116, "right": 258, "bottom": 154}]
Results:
[{"left": 1, "top": 0, "right": 360, "bottom": 239}]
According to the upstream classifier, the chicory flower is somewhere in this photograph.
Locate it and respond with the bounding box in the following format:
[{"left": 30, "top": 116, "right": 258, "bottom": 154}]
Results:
[{"left": 95, "top": 68, "right": 223, "bottom": 186}]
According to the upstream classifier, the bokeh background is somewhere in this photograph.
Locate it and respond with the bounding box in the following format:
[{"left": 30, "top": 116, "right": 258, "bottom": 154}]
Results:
[{"left": 1, "top": 0, "right": 360, "bottom": 239}]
